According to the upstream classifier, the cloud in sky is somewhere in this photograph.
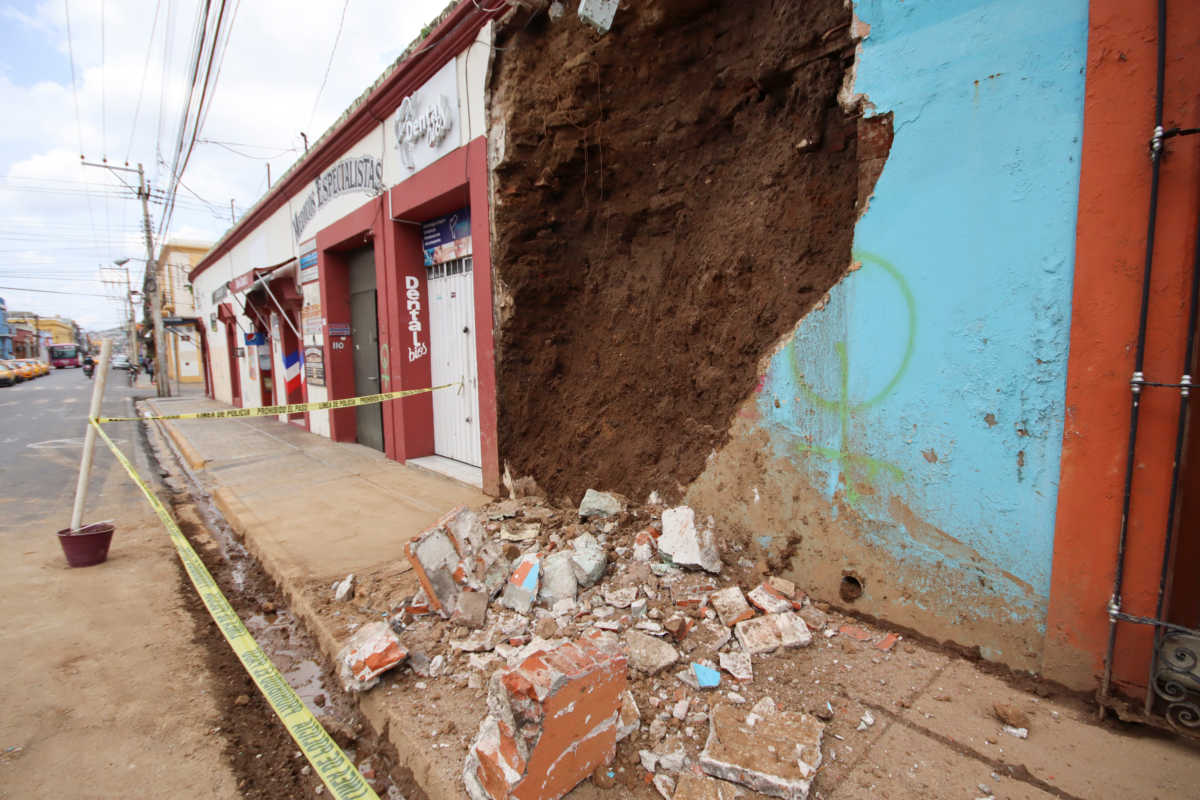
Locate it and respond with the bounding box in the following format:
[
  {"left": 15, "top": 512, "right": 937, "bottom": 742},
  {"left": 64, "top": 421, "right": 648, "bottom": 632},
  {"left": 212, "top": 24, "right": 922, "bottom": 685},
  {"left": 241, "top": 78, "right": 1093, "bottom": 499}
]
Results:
[{"left": 0, "top": 0, "right": 453, "bottom": 330}]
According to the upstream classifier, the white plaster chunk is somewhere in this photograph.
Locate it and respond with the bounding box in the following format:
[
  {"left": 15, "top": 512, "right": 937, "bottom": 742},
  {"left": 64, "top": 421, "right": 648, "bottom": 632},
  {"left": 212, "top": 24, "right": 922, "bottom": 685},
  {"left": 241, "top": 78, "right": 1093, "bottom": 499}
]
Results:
[
  {"left": 625, "top": 629, "right": 680, "bottom": 675},
  {"left": 539, "top": 551, "right": 578, "bottom": 605},
  {"left": 333, "top": 573, "right": 355, "bottom": 602},
  {"left": 700, "top": 703, "right": 824, "bottom": 799},
  {"left": 658, "top": 506, "right": 722, "bottom": 573}
]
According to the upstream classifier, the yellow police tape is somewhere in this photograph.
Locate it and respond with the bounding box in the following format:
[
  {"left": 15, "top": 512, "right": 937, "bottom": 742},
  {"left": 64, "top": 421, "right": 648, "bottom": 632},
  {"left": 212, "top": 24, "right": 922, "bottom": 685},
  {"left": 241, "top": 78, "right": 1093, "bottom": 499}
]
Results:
[
  {"left": 89, "top": 418, "right": 380, "bottom": 800},
  {"left": 95, "top": 382, "right": 459, "bottom": 423}
]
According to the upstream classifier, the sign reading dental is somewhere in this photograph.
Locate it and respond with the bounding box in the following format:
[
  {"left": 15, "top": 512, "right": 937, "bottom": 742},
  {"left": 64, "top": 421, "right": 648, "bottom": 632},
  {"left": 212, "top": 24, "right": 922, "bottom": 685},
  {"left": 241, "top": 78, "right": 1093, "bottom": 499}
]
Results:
[
  {"left": 392, "top": 60, "right": 460, "bottom": 173},
  {"left": 291, "top": 155, "right": 384, "bottom": 240}
]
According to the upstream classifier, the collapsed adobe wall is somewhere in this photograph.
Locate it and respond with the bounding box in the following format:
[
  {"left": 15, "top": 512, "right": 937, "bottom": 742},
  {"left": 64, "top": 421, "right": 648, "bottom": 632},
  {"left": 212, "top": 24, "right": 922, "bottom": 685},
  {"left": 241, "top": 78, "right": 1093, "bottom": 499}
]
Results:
[{"left": 488, "top": 0, "right": 884, "bottom": 502}]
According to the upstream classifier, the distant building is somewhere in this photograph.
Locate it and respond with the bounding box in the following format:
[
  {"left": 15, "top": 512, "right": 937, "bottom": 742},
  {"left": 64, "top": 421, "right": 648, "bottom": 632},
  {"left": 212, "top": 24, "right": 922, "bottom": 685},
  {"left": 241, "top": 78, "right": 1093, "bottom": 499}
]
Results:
[
  {"left": 6, "top": 313, "right": 79, "bottom": 347},
  {"left": 158, "top": 239, "right": 211, "bottom": 386},
  {"left": 0, "top": 296, "right": 11, "bottom": 358}
]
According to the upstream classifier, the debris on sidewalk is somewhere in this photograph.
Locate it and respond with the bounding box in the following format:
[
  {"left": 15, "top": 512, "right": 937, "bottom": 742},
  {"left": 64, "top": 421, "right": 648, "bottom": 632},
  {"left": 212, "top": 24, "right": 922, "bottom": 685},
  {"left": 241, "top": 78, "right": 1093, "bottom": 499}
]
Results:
[
  {"left": 698, "top": 701, "right": 824, "bottom": 799},
  {"left": 322, "top": 490, "right": 919, "bottom": 796},
  {"left": 993, "top": 702, "right": 1031, "bottom": 729},
  {"left": 463, "top": 631, "right": 628, "bottom": 800}
]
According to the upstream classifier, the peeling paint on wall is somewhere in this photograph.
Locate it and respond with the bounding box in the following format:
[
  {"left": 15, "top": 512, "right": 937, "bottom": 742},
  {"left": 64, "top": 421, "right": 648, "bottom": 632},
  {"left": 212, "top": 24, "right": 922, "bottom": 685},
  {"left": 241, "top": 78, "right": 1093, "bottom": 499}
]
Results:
[{"left": 690, "top": 0, "right": 1089, "bottom": 672}]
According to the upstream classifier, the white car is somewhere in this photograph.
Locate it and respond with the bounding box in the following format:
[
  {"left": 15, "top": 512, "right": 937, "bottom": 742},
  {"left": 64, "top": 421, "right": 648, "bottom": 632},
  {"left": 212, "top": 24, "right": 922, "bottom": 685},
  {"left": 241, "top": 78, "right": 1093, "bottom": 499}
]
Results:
[{"left": 110, "top": 354, "right": 133, "bottom": 370}]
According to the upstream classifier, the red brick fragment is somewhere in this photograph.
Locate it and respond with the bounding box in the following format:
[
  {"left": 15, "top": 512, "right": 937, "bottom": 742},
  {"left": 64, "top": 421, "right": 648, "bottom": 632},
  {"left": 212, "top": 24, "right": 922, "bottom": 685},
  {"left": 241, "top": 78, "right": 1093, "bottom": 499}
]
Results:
[
  {"left": 839, "top": 624, "right": 873, "bottom": 641},
  {"left": 875, "top": 632, "right": 900, "bottom": 651}
]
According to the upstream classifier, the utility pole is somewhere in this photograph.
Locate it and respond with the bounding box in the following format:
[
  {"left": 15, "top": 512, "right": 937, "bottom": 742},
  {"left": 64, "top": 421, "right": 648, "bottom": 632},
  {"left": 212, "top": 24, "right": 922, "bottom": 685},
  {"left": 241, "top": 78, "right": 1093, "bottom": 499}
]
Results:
[
  {"left": 137, "top": 164, "right": 169, "bottom": 397},
  {"left": 82, "top": 158, "right": 168, "bottom": 396}
]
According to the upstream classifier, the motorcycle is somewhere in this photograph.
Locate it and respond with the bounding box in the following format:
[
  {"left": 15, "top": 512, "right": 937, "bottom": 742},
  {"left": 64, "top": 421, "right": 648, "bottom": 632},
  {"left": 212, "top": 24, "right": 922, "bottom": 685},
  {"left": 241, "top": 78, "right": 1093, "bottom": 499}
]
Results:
[{"left": 83, "top": 361, "right": 95, "bottom": 379}]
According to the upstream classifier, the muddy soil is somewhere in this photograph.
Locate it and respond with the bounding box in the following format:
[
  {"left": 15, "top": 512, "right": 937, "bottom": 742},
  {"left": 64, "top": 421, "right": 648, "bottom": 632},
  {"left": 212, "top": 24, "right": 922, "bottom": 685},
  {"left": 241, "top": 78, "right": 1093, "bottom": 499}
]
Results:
[
  {"left": 490, "top": 0, "right": 882, "bottom": 503},
  {"left": 143, "top": 412, "right": 411, "bottom": 800}
]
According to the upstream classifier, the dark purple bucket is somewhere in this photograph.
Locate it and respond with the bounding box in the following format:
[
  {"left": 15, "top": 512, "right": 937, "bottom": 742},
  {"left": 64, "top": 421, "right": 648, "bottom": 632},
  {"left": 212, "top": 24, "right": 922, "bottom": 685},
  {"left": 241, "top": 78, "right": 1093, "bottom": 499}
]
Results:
[{"left": 57, "top": 521, "right": 115, "bottom": 567}]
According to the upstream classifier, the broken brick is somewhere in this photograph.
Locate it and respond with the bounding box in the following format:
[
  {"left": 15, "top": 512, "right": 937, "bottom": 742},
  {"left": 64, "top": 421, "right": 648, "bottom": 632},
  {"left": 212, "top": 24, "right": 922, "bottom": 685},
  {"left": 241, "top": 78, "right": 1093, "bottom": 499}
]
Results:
[
  {"left": 406, "top": 519, "right": 465, "bottom": 616},
  {"left": 875, "top": 632, "right": 900, "bottom": 652},
  {"left": 839, "top": 624, "right": 872, "bottom": 641},
  {"left": 747, "top": 582, "right": 798, "bottom": 614},
  {"left": 710, "top": 587, "right": 755, "bottom": 627},
  {"left": 337, "top": 621, "right": 408, "bottom": 692},
  {"left": 501, "top": 554, "right": 541, "bottom": 614},
  {"left": 734, "top": 612, "right": 811, "bottom": 655},
  {"left": 464, "top": 632, "right": 628, "bottom": 800}
]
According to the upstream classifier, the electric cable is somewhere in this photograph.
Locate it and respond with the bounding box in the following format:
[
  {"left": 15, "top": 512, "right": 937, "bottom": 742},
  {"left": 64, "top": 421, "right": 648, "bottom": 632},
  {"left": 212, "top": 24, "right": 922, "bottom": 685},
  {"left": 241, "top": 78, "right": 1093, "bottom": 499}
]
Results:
[{"left": 126, "top": 0, "right": 165, "bottom": 164}]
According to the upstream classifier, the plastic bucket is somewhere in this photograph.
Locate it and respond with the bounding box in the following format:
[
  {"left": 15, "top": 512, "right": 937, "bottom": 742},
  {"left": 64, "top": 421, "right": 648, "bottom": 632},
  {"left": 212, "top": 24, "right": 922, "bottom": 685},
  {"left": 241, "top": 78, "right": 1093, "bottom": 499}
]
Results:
[{"left": 56, "top": 522, "right": 115, "bottom": 567}]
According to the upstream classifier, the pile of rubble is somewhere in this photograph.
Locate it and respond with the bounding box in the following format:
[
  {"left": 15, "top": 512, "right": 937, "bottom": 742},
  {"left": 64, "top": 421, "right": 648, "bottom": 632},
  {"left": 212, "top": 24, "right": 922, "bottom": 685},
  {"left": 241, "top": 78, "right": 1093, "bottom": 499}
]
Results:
[{"left": 334, "top": 490, "right": 856, "bottom": 800}]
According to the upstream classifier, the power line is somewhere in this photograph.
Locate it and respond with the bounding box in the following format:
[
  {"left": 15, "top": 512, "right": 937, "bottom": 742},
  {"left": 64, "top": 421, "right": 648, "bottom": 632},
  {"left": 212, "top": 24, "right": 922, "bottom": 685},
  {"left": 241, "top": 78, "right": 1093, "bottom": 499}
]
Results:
[
  {"left": 126, "top": 0, "right": 165, "bottom": 164},
  {"left": 0, "top": 286, "right": 112, "bottom": 297},
  {"left": 308, "top": 0, "right": 352, "bottom": 132}
]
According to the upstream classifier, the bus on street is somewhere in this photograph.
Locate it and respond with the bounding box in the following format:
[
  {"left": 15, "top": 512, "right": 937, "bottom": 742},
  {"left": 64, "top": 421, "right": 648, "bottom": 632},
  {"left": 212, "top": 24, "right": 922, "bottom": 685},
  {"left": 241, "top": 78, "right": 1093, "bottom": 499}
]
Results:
[{"left": 48, "top": 342, "right": 82, "bottom": 368}]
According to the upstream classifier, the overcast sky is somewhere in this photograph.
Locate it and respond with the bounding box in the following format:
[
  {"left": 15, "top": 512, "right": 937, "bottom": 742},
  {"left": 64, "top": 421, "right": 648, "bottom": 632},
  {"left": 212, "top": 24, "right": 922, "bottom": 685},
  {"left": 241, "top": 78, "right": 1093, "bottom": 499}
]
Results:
[{"left": 1, "top": 0, "right": 452, "bottom": 331}]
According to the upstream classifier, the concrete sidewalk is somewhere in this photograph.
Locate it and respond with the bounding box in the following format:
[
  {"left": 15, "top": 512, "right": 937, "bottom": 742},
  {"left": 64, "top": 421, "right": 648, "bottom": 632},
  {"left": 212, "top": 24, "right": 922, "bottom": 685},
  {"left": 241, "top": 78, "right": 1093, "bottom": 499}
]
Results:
[{"left": 143, "top": 393, "right": 1200, "bottom": 800}]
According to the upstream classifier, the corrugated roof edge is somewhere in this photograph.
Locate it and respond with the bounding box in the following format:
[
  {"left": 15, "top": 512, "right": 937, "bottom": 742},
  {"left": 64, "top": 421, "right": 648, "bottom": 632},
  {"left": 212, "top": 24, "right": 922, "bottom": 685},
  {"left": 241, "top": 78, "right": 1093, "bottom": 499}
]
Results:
[{"left": 190, "top": 0, "right": 502, "bottom": 283}]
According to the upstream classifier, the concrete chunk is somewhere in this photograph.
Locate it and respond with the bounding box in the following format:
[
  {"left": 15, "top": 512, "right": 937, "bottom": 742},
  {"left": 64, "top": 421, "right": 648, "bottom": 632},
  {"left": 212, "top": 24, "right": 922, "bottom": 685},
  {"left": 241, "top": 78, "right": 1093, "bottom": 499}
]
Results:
[
  {"left": 658, "top": 506, "right": 721, "bottom": 573},
  {"left": 569, "top": 532, "right": 607, "bottom": 586},
  {"left": 747, "top": 583, "right": 794, "bottom": 614},
  {"left": 539, "top": 551, "right": 578, "bottom": 605},
  {"left": 625, "top": 629, "right": 680, "bottom": 675},
  {"left": 501, "top": 554, "right": 540, "bottom": 614},
  {"left": 718, "top": 651, "right": 753, "bottom": 683},
  {"left": 406, "top": 525, "right": 463, "bottom": 617},
  {"left": 699, "top": 703, "right": 824, "bottom": 799},
  {"left": 455, "top": 590, "right": 490, "bottom": 630},
  {"left": 579, "top": 488, "right": 625, "bottom": 518},
  {"left": 617, "top": 689, "right": 641, "bottom": 741},
  {"left": 735, "top": 612, "right": 812, "bottom": 655}
]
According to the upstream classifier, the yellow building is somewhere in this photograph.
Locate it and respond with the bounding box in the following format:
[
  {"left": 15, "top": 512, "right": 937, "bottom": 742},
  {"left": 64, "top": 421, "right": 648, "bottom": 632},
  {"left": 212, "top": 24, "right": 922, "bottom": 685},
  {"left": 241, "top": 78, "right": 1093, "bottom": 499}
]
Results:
[
  {"left": 6, "top": 313, "right": 78, "bottom": 344},
  {"left": 158, "top": 239, "right": 212, "bottom": 384}
]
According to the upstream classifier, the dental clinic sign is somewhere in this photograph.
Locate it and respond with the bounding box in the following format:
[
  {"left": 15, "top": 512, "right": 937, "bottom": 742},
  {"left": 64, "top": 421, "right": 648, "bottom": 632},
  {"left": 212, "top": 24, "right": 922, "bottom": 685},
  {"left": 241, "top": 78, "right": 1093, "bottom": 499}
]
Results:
[
  {"left": 291, "top": 155, "right": 383, "bottom": 240},
  {"left": 392, "top": 60, "right": 460, "bottom": 173}
]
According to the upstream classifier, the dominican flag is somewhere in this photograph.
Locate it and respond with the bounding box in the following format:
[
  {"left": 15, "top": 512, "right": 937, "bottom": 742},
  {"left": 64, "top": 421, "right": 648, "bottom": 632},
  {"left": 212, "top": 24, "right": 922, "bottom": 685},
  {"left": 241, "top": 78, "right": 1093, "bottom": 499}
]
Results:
[{"left": 284, "top": 350, "right": 302, "bottom": 395}]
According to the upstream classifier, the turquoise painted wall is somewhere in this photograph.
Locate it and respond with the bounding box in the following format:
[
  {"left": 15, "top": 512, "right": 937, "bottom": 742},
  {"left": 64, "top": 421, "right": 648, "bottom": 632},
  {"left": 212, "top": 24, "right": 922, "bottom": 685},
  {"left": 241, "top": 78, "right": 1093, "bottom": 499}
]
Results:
[{"left": 758, "top": 0, "right": 1089, "bottom": 625}]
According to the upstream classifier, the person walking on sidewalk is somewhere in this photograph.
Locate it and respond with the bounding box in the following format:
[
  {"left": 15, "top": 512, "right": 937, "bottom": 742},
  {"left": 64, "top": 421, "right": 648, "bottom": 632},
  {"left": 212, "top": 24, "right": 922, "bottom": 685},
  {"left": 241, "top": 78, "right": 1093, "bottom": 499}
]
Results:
[{"left": 141, "top": 355, "right": 154, "bottom": 384}]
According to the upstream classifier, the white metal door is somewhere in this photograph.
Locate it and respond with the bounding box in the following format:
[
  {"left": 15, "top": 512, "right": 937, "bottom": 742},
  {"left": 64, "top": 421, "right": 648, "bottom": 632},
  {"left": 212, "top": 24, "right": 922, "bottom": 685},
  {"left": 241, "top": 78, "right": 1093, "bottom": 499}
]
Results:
[{"left": 427, "top": 256, "right": 481, "bottom": 466}]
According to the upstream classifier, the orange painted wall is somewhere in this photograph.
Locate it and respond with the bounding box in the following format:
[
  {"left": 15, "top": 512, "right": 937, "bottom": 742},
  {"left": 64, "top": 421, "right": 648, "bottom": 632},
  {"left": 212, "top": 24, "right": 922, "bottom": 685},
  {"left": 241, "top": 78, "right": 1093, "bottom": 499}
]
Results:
[{"left": 1045, "top": 0, "right": 1200, "bottom": 691}]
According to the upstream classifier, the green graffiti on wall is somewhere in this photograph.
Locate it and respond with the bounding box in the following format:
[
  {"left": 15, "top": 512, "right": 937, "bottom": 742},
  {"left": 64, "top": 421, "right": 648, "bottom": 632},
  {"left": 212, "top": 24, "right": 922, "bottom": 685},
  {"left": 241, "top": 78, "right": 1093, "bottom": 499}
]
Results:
[{"left": 791, "top": 252, "right": 916, "bottom": 506}]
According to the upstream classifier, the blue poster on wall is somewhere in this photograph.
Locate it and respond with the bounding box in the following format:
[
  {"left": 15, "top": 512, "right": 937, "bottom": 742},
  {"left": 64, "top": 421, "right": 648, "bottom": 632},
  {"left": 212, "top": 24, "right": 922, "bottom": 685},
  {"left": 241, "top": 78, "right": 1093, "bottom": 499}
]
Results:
[
  {"left": 421, "top": 207, "right": 471, "bottom": 266},
  {"left": 244, "top": 331, "right": 266, "bottom": 346}
]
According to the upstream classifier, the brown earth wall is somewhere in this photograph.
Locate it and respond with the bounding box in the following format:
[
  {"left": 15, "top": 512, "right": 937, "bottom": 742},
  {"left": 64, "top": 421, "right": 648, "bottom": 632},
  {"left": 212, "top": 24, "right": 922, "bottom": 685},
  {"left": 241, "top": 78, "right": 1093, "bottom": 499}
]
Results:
[{"left": 488, "top": 0, "right": 882, "bottom": 503}]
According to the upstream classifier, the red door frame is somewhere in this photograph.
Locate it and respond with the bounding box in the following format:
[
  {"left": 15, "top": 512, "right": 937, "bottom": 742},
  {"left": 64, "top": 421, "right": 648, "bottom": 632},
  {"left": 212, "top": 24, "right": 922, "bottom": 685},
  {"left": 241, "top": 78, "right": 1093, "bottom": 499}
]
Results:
[
  {"left": 218, "top": 302, "right": 241, "bottom": 407},
  {"left": 313, "top": 137, "right": 499, "bottom": 494}
]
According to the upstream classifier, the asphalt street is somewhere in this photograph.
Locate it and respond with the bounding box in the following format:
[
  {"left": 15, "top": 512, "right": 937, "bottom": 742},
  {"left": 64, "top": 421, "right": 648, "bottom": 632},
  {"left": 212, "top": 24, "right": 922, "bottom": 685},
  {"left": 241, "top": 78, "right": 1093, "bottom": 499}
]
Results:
[{"left": 0, "top": 364, "right": 148, "bottom": 529}]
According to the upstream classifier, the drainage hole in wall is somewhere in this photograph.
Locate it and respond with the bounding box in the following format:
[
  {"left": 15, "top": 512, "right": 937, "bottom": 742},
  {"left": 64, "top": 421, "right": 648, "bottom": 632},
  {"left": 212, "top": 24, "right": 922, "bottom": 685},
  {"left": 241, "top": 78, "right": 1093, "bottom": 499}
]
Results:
[{"left": 840, "top": 574, "right": 864, "bottom": 603}]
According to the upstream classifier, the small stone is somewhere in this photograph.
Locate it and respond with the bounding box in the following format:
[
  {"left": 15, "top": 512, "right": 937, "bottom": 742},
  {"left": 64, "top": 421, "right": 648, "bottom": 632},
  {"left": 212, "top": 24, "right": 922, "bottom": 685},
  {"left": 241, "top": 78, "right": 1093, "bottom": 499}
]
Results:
[
  {"left": 579, "top": 488, "right": 624, "bottom": 518},
  {"left": 857, "top": 710, "right": 874, "bottom": 731},
  {"left": 653, "top": 773, "right": 676, "bottom": 799},
  {"left": 625, "top": 630, "right": 680, "bottom": 675},
  {"left": 727, "top": 692, "right": 746, "bottom": 704},
  {"left": 313, "top": 693, "right": 326, "bottom": 708},
  {"left": 333, "top": 573, "right": 355, "bottom": 602},
  {"left": 428, "top": 654, "right": 445, "bottom": 677},
  {"left": 993, "top": 702, "right": 1031, "bottom": 729},
  {"left": 234, "top": 694, "right": 250, "bottom": 706},
  {"left": 875, "top": 632, "right": 901, "bottom": 652},
  {"left": 592, "top": 763, "right": 617, "bottom": 789},
  {"left": 765, "top": 576, "right": 796, "bottom": 598},
  {"left": 658, "top": 506, "right": 721, "bottom": 573},
  {"left": 673, "top": 698, "right": 691, "bottom": 720},
  {"left": 640, "top": 750, "right": 658, "bottom": 772},
  {"left": 710, "top": 587, "right": 755, "bottom": 627},
  {"left": 719, "top": 651, "right": 753, "bottom": 682},
  {"left": 657, "top": 748, "right": 687, "bottom": 773}
]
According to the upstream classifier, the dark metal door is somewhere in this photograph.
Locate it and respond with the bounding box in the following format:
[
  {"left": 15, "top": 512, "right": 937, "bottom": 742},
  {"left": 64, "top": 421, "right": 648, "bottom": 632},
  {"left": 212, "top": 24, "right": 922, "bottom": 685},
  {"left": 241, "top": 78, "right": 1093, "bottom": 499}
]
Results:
[{"left": 349, "top": 257, "right": 383, "bottom": 452}]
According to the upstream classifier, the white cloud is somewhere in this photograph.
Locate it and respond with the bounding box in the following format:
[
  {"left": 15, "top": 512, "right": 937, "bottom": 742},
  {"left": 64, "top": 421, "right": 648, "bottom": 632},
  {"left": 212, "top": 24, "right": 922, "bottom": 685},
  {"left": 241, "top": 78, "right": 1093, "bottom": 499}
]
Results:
[{"left": 1, "top": 0, "right": 454, "bottom": 329}]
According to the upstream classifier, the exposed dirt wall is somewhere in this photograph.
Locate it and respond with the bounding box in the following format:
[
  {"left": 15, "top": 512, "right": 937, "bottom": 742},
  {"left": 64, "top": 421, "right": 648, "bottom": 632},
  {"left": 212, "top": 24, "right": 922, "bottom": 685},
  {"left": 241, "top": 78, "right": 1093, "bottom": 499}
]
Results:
[{"left": 489, "top": 0, "right": 877, "bottom": 502}]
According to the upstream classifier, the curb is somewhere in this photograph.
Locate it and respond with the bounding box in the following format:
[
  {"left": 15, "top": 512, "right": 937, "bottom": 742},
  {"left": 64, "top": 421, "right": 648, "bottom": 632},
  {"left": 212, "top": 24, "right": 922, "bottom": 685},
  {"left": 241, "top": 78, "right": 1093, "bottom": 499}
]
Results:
[{"left": 154, "top": 414, "right": 454, "bottom": 797}]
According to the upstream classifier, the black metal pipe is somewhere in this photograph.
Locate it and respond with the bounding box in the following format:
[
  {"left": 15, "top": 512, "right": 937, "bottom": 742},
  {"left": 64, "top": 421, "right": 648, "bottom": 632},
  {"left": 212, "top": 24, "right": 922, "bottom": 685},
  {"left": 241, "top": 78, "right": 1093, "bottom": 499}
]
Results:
[
  {"left": 1143, "top": 131, "right": 1200, "bottom": 714},
  {"left": 1100, "top": 0, "right": 1168, "bottom": 706}
]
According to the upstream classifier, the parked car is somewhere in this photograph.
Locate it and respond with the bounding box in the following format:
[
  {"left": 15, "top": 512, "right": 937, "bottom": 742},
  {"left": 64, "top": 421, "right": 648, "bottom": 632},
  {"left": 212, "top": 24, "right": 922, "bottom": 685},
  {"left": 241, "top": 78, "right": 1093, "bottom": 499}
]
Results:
[
  {"left": 110, "top": 354, "right": 132, "bottom": 370},
  {"left": 0, "top": 361, "right": 14, "bottom": 386},
  {"left": 31, "top": 359, "right": 50, "bottom": 376},
  {"left": 21, "top": 359, "right": 45, "bottom": 378},
  {"left": 6, "top": 360, "right": 34, "bottom": 381}
]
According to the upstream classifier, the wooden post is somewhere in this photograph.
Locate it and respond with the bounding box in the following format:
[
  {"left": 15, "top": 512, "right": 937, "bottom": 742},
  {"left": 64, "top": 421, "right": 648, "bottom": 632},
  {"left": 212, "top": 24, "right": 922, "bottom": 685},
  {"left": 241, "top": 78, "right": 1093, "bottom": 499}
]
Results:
[{"left": 70, "top": 338, "right": 112, "bottom": 531}]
